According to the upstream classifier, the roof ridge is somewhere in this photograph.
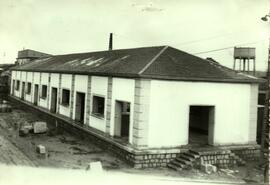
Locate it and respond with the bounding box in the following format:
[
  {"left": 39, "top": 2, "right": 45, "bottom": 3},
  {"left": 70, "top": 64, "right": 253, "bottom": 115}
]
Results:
[
  {"left": 51, "top": 45, "right": 168, "bottom": 57},
  {"left": 138, "top": 46, "right": 169, "bottom": 75}
]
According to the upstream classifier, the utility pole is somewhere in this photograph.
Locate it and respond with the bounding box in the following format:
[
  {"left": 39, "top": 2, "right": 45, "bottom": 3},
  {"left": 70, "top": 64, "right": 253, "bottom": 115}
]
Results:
[{"left": 260, "top": 13, "right": 270, "bottom": 183}]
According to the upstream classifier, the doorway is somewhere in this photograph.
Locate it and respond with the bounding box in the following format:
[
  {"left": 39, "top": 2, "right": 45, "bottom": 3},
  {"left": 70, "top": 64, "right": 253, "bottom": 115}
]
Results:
[
  {"left": 75, "top": 92, "right": 85, "bottom": 123},
  {"left": 114, "top": 101, "right": 130, "bottom": 140},
  {"left": 50, "top": 87, "right": 58, "bottom": 113},
  {"left": 188, "top": 106, "right": 215, "bottom": 145},
  {"left": 34, "top": 84, "right": 39, "bottom": 105},
  {"left": 21, "top": 82, "right": 25, "bottom": 100}
]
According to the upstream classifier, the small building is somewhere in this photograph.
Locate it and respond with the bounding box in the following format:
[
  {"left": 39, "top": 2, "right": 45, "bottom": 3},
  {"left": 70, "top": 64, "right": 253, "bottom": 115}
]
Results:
[
  {"left": 15, "top": 49, "right": 51, "bottom": 65},
  {"left": 10, "top": 46, "right": 263, "bottom": 167}
]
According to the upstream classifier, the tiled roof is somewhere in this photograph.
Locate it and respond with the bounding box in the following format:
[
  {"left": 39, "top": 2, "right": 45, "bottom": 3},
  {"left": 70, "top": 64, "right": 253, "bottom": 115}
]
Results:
[{"left": 12, "top": 46, "right": 263, "bottom": 83}]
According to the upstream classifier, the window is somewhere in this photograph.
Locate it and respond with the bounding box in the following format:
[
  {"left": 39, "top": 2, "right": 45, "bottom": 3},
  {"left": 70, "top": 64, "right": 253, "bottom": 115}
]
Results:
[
  {"left": 92, "top": 95, "right": 105, "bottom": 117},
  {"left": 62, "top": 89, "right": 70, "bottom": 106},
  {"left": 41, "top": 85, "right": 47, "bottom": 99},
  {"left": 12, "top": 80, "right": 15, "bottom": 91},
  {"left": 15, "top": 80, "right": 20, "bottom": 91},
  {"left": 26, "top": 82, "right": 32, "bottom": 94}
]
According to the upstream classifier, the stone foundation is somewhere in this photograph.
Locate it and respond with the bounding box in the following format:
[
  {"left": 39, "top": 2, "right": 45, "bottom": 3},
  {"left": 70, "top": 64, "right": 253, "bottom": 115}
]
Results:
[{"left": 192, "top": 146, "right": 260, "bottom": 168}]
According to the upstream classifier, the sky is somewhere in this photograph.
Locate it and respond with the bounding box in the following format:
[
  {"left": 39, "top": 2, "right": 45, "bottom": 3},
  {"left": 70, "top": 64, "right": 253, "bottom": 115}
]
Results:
[{"left": 0, "top": 0, "right": 269, "bottom": 71}]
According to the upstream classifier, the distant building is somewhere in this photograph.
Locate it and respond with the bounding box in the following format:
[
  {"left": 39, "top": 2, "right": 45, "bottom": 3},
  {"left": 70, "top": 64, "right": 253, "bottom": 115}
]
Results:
[
  {"left": 0, "top": 64, "right": 15, "bottom": 97},
  {"left": 15, "top": 49, "right": 51, "bottom": 65},
  {"left": 10, "top": 46, "right": 264, "bottom": 168}
]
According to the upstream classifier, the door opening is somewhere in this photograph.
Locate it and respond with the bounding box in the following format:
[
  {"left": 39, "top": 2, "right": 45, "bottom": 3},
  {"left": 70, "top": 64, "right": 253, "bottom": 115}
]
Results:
[
  {"left": 188, "top": 106, "right": 215, "bottom": 146},
  {"left": 75, "top": 92, "right": 85, "bottom": 124},
  {"left": 34, "top": 84, "right": 39, "bottom": 105},
  {"left": 114, "top": 101, "right": 130, "bottom": 140},
  {"left": 21, "top": 82, "right": 25, "bottom": 100},
  {"left": 50, "top": 87, "right": 58, "bottom": 113}
]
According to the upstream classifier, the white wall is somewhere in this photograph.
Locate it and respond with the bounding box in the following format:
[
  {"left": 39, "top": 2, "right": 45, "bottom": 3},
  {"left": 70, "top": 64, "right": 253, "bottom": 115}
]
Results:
[
  {"left": 24, "top": 72, "right": 33, "bottom": 103},
  {"left": 48, "top": 73, "right": 60, "bottom": 111},
  {"left": 33, "top": 72, "right": 41, "bottom": 105},
  {"left": 89, "top": 76, "right": 108, "bottom": 132},
  {"left": 110, "top": 78, "right": 135, "bottom": 144},
  {"left": 39, "top": 73, "right": 49, "bottom": 109},
  {"left": 21, "top": 71, "right": 26, "bottom": 82},
  {"left": 59, "top": 74, "right": 72, "bottom": 117},
  {"left": 72, "top": 75, "right": 88, "bottom": 122},
  {"left": 148, "top": 80, "right": 256, "bottom": 147},
  {"left": 14, "top": 71, "right": 21, "bottom": 97}
]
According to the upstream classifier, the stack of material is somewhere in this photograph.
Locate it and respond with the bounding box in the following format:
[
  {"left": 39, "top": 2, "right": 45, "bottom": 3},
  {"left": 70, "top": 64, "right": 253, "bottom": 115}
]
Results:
[
  {"left": 36, "top": 145, "right": 46, "bottom": 154},
  {"left": 33, "top": 121, "right": 48, "bottom": 134},
  {"left": 19, "top": 122, "right": 33, "bottom": 137},
  {"left": 19, "top": 121, "right": 48, "bottom": 137}
]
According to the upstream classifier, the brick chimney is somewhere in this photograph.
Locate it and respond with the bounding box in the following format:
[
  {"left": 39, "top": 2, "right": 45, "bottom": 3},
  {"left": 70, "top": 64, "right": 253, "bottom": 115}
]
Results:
[{"left": 109, "top": 33, "right": 113, "bottom": 50}]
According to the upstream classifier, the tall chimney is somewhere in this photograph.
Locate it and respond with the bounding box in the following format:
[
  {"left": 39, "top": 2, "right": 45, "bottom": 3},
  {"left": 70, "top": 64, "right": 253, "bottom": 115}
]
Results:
[{"left": 109, "top": 33, "right": 113, "bottom": 50}]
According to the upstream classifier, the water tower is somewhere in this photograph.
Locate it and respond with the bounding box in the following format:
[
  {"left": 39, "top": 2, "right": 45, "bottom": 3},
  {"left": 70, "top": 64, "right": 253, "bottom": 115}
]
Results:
[{"left": 233, "top": 47, "right": 256, "bottom": 74}]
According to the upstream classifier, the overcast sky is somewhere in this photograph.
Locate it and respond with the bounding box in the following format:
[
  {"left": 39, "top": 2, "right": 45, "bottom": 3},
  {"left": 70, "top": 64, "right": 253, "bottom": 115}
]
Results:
[{"left": 0, "top": 0, "right": 269, "bottom": 71}]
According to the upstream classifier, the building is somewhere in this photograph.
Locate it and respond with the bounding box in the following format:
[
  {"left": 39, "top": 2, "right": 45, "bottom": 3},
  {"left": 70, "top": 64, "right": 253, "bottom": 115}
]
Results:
[
  {"left": 10, "top": 46, "right": 263, "bottom": 167},
  {"left": 0, "top": 64, "right": 15, "bottom": 99},
  {"left": 15, "top": 49, "right": 51, "bottom": 66}
]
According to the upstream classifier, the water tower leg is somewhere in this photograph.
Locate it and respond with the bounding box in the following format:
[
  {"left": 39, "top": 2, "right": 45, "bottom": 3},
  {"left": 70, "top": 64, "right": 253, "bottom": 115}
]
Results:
[
  {"left": 243, "top": 59, "right": 246, "bottom": 72},
  {"left": 233, "top": 59, "right": 236, "bottom": 70},
  {"left": 253, "top": 59, "right": 256, "bottom": 75},
  {"left": 239, "top": 59, "right": 242, "bottom": 71},
  {"left": 247, "top": 58, "right": 250, "bottom": 72}
]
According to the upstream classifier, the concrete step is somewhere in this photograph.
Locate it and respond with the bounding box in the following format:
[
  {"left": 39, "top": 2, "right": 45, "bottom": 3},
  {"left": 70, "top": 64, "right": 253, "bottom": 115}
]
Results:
[
  {"left": 179, "top": 154, "right": 194, "bottom": 161},
  {"left": 171, "top": 160, "right": 186, "bottom": 168},
  {"left": 189, "top": 150, "right": 200, "bottom": 155},
  {"left": 175, "top": 157, "right": 192, "bottom": 165},
  {"left": 167, "top": 163, "right": 183, "bottom": 171},
  {"left": 183, "top": 152, "right": 199, "bottom": 159}
]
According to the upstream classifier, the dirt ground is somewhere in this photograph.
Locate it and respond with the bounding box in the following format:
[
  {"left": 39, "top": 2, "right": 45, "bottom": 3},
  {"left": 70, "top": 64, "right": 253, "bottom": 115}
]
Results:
[{"left": 0, "top": 105, "right": 265, "bottom": 184}]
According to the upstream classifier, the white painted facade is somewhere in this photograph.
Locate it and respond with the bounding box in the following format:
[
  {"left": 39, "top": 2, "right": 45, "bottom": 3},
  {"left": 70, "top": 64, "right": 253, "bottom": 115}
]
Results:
[
  {"left": 147, "top": 80, "right": 258, "bottom": 147},
  {"left": 110, "top": 78, "right": 135, "bottom": 144},
  {"left": 39, "top": 73, "right": 49, "bottom": 109},
  {"left": 24, "top": 72, "right": 33, "bottom": 103},
  {"left": 89, "top": 76, "right": 108, "bottom": 132},
  {"left": 73, "top": 75, "right": 88, "bottom": 122},
  {"left": 59, "top": 74, "right": 72, "bottom": 117},
  {"left": 10, "top": 70, "right": 259, "bottom": 149}
]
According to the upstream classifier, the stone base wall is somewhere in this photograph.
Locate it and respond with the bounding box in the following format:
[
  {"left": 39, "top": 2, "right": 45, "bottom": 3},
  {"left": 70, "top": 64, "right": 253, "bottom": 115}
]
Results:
[
  {"left": 231, "top": 147, "right": 260, "bottom": 161},
  {"left": 196, "top": 151, "right": 241, "bottom": 168},
  {"left": 193, "top": 147, "right": 260, "bottom": 168}
]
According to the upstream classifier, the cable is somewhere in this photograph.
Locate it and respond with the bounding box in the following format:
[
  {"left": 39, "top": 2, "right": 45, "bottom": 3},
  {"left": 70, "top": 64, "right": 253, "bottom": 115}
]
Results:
[
  {"left": 173, "top": 33, "right": 235, "bottom": 47},
  {"left": 193, "top": 39, "right": 269, "bottom": 55},
  {"left": 113, "top": 33, "right": 142, "bottom": 44}
]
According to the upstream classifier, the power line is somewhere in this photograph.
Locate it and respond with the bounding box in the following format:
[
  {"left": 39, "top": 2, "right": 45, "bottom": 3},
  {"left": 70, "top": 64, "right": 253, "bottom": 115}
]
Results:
[
  {"left": 193, "top": 39, "right": 269, "bottom": 55},
  {"left": 113, "top": 32, "right": 269, "bottom": 56},
  {"left": 113, "top": 33, "right": 142, "bottom": 44},
  {"left": 173, "top": 33, "right": 235, "bottom": 47}
]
